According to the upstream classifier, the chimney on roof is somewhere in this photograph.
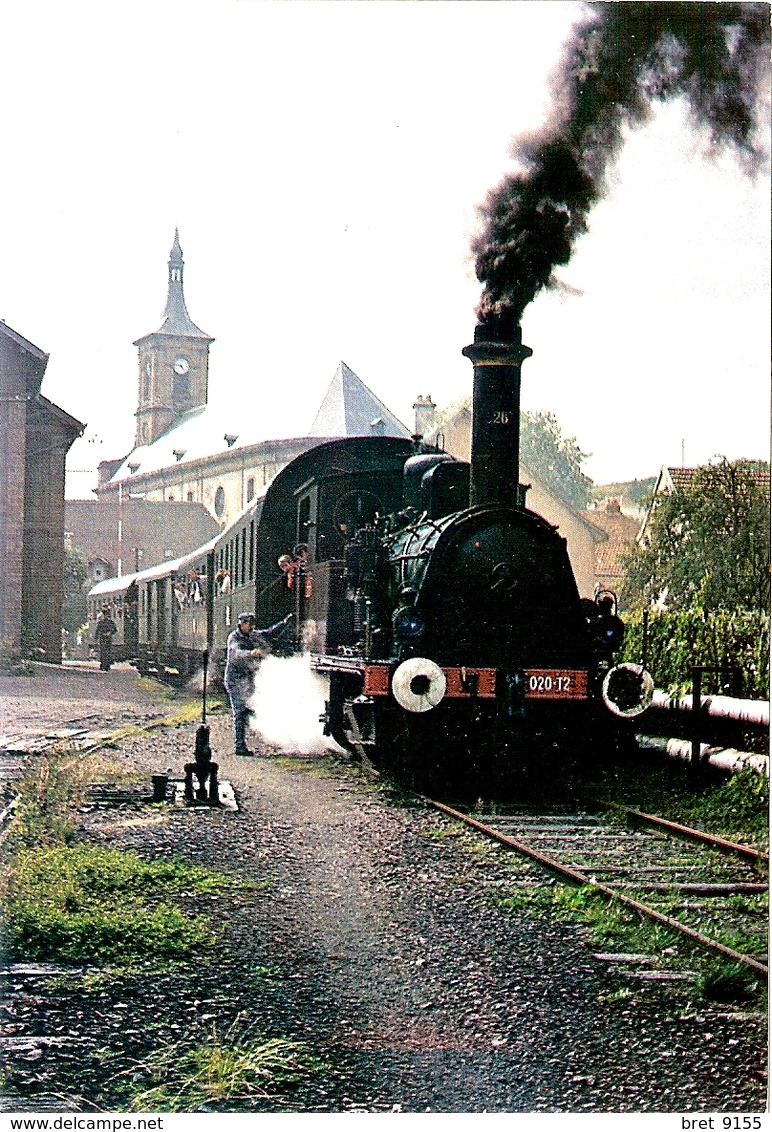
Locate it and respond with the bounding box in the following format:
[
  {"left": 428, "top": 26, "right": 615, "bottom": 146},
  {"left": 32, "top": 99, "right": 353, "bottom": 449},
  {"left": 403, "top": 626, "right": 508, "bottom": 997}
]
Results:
[{"left": 413, "top": 394, "right": 436, "bottom": 439}]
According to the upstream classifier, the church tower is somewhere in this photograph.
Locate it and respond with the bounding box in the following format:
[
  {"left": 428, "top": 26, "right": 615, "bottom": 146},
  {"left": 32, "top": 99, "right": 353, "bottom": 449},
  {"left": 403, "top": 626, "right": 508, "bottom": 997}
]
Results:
[{"left": 133, "top": 231, "right": 214, "bottom": 447}]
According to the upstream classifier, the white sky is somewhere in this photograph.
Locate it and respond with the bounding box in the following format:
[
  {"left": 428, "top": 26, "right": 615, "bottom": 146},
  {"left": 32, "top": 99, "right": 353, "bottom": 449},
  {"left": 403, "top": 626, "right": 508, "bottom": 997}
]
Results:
[{"left": 1, "top": 0, "right": 769, "bottom": 497}]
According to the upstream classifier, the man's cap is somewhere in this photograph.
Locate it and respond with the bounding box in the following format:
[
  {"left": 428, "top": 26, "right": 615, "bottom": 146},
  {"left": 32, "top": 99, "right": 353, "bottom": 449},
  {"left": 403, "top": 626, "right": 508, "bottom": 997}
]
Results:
[{"left": 238, "top": 611, "right": 255, "bottom": 623}]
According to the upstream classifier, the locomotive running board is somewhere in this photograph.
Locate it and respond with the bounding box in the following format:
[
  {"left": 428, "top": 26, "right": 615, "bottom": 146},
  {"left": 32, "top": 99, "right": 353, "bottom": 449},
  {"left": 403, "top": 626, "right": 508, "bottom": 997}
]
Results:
[{"left": 311, "top": 657, "right": 590, "bottom": 701}]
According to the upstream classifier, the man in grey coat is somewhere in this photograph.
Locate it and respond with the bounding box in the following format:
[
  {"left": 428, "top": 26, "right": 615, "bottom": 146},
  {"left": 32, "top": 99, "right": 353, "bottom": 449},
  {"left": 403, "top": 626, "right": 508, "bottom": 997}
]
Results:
[{"left": 225, "top": 611, "right": 292, "bottom": 755}]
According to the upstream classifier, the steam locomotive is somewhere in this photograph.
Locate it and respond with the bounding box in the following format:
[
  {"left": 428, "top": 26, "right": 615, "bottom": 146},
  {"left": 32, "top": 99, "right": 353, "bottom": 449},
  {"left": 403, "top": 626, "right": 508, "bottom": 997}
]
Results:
[{"left": 88, "top": 322, "right": 653, "bottom": 784}]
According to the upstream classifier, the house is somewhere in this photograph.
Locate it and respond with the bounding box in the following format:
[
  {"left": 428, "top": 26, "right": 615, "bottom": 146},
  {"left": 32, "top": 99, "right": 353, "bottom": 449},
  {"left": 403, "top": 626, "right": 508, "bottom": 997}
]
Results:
[
  {"left": 65, "top": 497, "right": 220, "bottom": 583},
  {"left": 638, "top": 463, "right": 771, "bottom": 545},
  {"left": 0, "top": 320, "right": 84, "bottom": 661},
  {"left": 582, "top": 497, "right": 641, "bottom": 600}
]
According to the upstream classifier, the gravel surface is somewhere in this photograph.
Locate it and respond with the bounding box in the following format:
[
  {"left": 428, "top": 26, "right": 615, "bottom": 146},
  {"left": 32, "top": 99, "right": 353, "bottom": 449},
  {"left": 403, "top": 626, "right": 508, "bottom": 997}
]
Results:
[
  {"left": 0, "top": 664, "right": 767, "bottom": 1113},
  {"left": 0, "top": 662, "right": 168, "bottom": 737}
]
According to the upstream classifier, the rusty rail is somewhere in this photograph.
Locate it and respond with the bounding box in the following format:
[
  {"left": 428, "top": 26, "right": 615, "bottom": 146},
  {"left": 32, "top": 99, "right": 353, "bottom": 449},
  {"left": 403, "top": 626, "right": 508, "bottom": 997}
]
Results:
[{"left": 425, "top": 798, "right": 768, "bottom": 978}]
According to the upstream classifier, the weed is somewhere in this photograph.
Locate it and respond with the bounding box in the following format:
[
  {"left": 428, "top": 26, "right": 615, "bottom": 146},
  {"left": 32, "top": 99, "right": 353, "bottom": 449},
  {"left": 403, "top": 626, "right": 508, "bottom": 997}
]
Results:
[
  {"left": 131, "top": 676, "right": 181, "bottom": 702},
  {"left": 597, "top": 986, "right": 635, "bottom": 1005},
  {"left": 695, "top": 960, "right": 763, "bottom": 1003},
  {"left": 496, "top": 886, "right": 554, "bottom": 913},
  {"left": 592, "top": 754, "right": 769, "bottom": 849},
  {"left": 125, "top": 1018, "right": 320, "bottom": 1111},
  {"left": 422, "top": 826, "right": 464, "bottom": 840},
  {"left": 1, "top": 845, "right": 240, "bottom": 963},
  {"left": 271, "top": 756, "right": 338, "bottom": 779},
  {"left": 684, "top": 769, "right": 769, "bottom": 845},
  {"left": 5, "top": 753, "right": 91, "bottom": 850},
  {"left": 5, "top": 661, "right": 36, "bottom": 677}
]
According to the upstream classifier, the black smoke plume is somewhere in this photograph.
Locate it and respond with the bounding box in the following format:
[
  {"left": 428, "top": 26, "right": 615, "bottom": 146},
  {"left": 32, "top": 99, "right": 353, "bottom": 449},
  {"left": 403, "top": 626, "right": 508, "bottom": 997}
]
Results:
[{"left": 473, "top": 2, "right": 770, "bottom": 336}]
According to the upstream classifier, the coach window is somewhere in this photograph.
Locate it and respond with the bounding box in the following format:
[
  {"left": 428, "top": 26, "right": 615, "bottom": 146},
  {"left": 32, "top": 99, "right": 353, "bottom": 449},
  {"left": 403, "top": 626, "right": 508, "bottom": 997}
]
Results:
[
  {"left": 295, "top": 483, "right": 318, "bottom": 561},
  {"left": 240, "top": 529, "right": 247, "bottom": 586}
]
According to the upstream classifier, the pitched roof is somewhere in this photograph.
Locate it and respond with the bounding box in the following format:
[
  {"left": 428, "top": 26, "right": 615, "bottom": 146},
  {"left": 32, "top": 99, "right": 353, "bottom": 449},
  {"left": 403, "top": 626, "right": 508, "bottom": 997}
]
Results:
[
  {"left": 0, "top": 319, "right": 49, "bottom": 364},
  {"left": 308, "top": 361, "right": 410, "bottom": 439},
  {"left": 664, "top": 464, "right": 770, "bottom": 496},
  {"left": 638, "top": 462, "right": 771, "bottom": 545},
  {"left": 110, "top": 404, "right": 289, "bottom": 480},
  {"left": 0, "top": 319, "right": 49, "bottom": 398},
  {"left": 108, "top": 361, "right": 409, "bottom": 483}
]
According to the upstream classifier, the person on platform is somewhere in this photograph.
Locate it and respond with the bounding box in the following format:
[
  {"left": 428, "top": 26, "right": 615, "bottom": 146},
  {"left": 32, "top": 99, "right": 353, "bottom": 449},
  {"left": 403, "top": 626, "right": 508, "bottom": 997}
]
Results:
[
  {"left": 94, "top": 608, "right": 117, "bottom": 671},
  {"left": 224, "top": 611, "right": 292, "bottom": 755}
]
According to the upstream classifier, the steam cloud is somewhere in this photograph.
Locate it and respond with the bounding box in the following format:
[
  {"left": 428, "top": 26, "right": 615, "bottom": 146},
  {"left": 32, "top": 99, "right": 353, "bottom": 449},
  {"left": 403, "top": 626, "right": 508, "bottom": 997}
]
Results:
[
  {"left": 473, "top": 1, "right": 770, "bottom": 334},
  {"left": 248, "top": 654, "right": 344, "bottom": 755}
]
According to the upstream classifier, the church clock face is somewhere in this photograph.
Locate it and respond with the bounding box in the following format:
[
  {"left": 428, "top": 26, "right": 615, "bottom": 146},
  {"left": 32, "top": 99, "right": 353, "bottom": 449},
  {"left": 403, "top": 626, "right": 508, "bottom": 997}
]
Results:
[{"left": 173, "top": 356, "right": 190, "bottom": 376}]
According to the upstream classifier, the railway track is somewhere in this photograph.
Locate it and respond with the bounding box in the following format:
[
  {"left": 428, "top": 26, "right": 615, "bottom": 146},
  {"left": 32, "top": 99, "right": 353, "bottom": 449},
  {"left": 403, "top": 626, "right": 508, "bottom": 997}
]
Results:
[
  {"left": 425, "top": 798, "right": 768, "bottom": 978},
  {"left": 0, "top": 721, "right": 160, "bottom": 843}
]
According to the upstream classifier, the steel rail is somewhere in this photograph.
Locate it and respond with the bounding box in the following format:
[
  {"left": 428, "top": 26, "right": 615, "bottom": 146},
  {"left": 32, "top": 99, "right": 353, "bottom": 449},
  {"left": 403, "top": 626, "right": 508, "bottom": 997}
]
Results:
[
  {"left": 425, "top": 798, "right": 768, "bottom": 978},
  {"left": 607, "top": 803, "right": 769, "bottom": 866}
]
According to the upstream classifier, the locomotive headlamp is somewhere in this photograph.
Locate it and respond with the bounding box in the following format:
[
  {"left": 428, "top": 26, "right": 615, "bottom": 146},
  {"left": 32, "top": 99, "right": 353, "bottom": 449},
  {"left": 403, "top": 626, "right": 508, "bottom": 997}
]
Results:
[
  {"left": 597, "top": 619, "right": 625, "bottom": 652},
  {"left": 393, "top": 605, "right": 426, "bottom": 639}
]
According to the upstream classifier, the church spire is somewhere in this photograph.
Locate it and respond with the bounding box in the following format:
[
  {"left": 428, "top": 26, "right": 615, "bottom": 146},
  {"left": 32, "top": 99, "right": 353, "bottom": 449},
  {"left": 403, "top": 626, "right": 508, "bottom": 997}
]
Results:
[
  {"left": 132, "top": 231, "right": 214, "bottom": 448},
  {"left": 155, "top": 229, "right": 212, "bottom": 339}
]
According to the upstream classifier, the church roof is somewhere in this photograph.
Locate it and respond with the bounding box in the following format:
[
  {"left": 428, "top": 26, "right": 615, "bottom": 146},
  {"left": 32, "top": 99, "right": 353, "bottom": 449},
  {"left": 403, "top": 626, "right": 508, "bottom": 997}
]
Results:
[
  {"left": 308, "top": 361, "right": 410, "bottom": 439},
  {"left": 110, "top": 404, "right": 283, "bottom": 480},
  {"left": 108, "top": 360, "right": 409, "bottom": 483},
  {"left": 134, "top": 230, "right": 213, "bottom": 345}
]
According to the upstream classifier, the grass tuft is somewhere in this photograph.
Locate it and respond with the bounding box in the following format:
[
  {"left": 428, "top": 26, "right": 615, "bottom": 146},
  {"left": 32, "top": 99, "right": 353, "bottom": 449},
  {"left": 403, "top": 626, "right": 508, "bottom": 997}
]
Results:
[
  {"left": 695, "top": 960, "right": 763, "bottom": 1003},
  {"left": 126, "top": 1019, "right": 320, "bottom": 1111},
  {"left": 1, "top": 845, "right": 239, "bottom": 963}
]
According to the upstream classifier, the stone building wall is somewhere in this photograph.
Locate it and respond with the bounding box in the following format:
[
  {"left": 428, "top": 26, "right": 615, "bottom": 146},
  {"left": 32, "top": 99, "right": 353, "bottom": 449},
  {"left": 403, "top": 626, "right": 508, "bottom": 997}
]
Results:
[{"left": 0, "top": 321, "right": 83, "bottom": 661}]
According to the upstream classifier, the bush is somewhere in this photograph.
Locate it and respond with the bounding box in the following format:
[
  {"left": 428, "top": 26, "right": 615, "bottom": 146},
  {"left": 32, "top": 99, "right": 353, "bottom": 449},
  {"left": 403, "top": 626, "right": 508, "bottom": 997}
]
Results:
[{"left": 621, "top": 607, "right": 769, "bottom": 698}]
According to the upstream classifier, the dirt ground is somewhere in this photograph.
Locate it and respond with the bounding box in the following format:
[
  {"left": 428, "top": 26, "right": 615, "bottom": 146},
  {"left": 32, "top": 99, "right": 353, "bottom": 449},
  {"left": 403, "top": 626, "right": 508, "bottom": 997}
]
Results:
[{"left": 0, "top": 662, "right": 767, "bottom": 1114}]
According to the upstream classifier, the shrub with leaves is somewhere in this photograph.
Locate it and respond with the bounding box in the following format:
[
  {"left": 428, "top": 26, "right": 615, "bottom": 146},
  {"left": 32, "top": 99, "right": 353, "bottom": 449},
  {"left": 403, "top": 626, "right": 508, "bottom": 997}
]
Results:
[
  {"left": 622, "top": 607, "right": 769, "bottom": 698},
  {"left": 127, "top": 1021, "right": 320, "bottom": 1112},
  {"left": 623, "top": 458, "right": 770, "bottom": 614}
]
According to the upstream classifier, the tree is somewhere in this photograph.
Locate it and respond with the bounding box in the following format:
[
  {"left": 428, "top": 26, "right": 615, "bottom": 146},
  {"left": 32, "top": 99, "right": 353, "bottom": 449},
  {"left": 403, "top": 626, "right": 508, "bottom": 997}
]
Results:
[
  {"left": 434, "top": 399, "right": 593, "bottom": 510},
  {"left": 520, "top": 410, "right": 593, "bottom": 509},
  {"left": 63, "top": 545, "right": 90, "bottom": 633},
  {"left": 622, "top": 459, "right": 770, "bottom": 614}
]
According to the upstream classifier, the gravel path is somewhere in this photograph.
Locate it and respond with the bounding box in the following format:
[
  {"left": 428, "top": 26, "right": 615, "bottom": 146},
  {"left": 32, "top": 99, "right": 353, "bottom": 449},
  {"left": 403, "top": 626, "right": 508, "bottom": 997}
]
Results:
[
  {"left": 0, "top": 662, "right": 168, "bottom": 737},
  {"left": 0, "top": 666, "right": 767, "bottom": 1113}
]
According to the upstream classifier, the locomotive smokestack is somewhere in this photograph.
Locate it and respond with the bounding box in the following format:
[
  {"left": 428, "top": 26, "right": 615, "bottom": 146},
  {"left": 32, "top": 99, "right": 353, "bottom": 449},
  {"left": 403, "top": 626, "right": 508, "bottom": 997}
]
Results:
[{"left": 462, "top": 317, "right": 532, "bottom": 509}]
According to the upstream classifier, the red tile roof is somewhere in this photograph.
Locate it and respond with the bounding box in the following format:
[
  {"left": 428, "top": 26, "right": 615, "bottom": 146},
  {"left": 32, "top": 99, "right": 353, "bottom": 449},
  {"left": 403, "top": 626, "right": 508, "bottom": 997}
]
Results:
[{"left": 667, "top": 464, "right": 770, "bottom": 496}]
